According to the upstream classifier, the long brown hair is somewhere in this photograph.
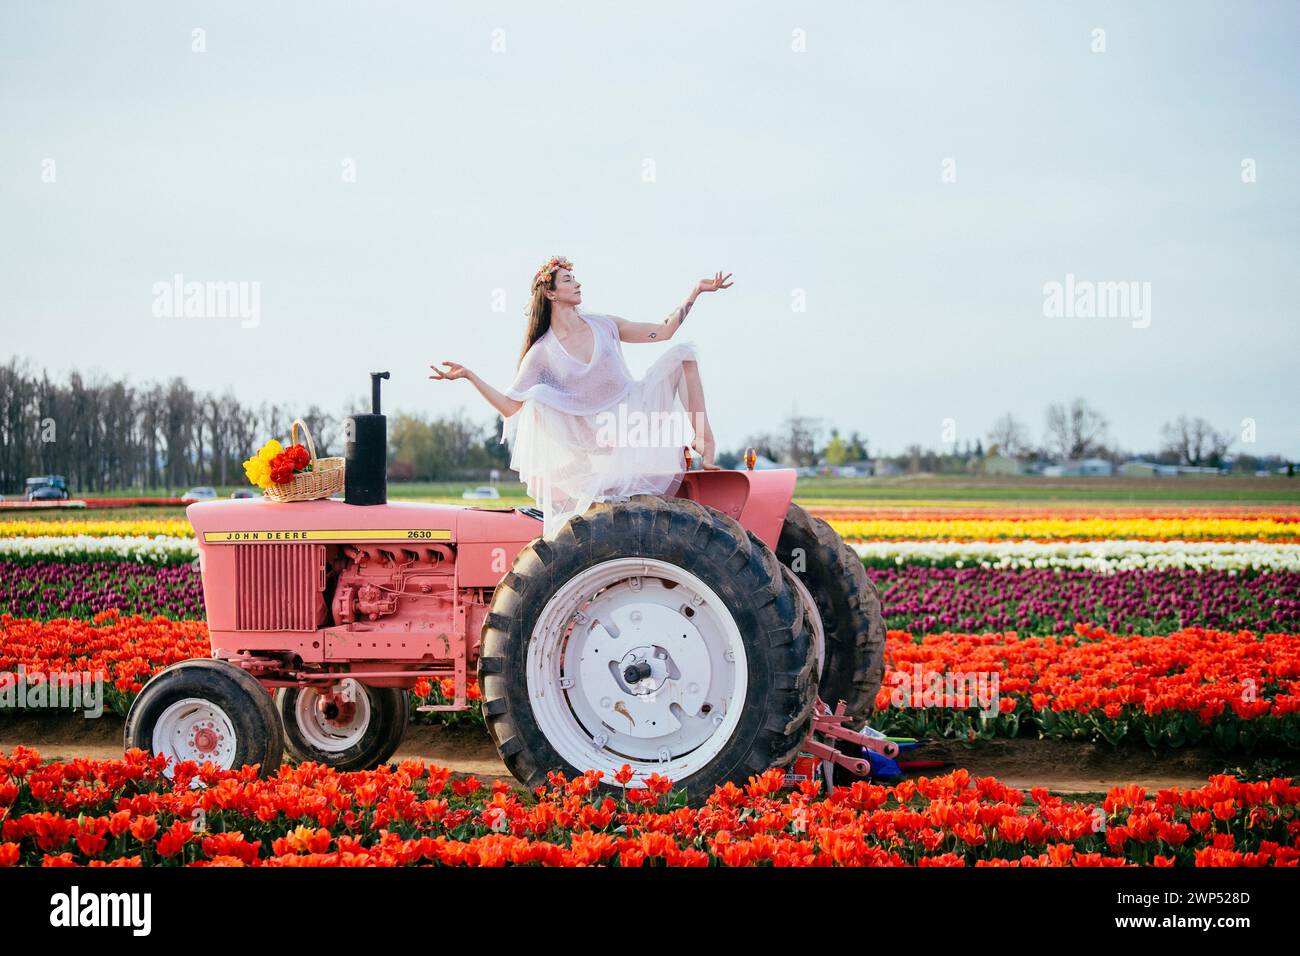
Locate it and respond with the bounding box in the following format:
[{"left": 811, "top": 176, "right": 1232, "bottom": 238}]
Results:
[{"left": 518, "top": 280, "right": 554, "bottom": 368}]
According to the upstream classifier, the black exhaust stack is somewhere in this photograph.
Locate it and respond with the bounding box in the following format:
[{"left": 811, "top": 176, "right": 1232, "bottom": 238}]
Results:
[{"left": 345, "top": 371, "right": 389, "bottom": 506}]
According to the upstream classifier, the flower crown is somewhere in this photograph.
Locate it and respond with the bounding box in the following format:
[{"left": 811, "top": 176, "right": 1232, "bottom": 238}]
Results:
[{"left": 532, "top": 255, "right": 573, "bottom": 290}]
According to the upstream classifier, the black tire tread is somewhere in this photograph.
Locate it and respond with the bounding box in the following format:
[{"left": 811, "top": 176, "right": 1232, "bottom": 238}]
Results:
[{"left": 776, "top": 502, "right": 887, "bottom": 730}]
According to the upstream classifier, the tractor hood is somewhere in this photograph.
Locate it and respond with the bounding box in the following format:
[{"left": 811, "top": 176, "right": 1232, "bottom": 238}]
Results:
[
  {"left": 186, "top": 466, "right": 798, "bottom": 554},
  {"left": 186, "top": 496, "right": 542, "bottom": 546}
]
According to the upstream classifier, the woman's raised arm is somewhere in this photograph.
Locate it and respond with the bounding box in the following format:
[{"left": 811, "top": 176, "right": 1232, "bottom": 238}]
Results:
[
  {"left": 611, "top": 271, "right": 733, "bottom": 343},
  {"left": 429, "top": 362, "right": 523, "bottom": 419}
]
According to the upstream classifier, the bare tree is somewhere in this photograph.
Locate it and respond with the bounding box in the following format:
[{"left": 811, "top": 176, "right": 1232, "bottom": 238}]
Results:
[
  {"left": 987, "top": 412, "right": 1030, "bottom": 458},
  {"left": 300, "top": 404, "right": 340, "bottom": 458},
  {"left": 0, "top": 359, "right": 37, "bottom": 489},
  {"left": 780, "top": 413, "right": 823, "bottom": 467},
  {"left": 161, "top": 378, "right": 198, "bottom": 490},
  {"left": 904, "top": 443, "right": 924, "bottom": 474},
  {"left": 1044, "top": 398, "right": 1108, "bottom": 461},
  {"left": 224, "top": 395, "right": 257, "bottom": 481},
  {"left": 100, "top": 379, "right": 135, "bottom": 489},
  {"left": 1161, "top": 415, "right": 1232, "bottom": 466}
]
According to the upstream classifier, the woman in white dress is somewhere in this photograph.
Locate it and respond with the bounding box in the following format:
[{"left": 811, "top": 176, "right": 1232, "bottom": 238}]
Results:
[{"left": 430, "top": 255, "right": 733, "bottom": 538}]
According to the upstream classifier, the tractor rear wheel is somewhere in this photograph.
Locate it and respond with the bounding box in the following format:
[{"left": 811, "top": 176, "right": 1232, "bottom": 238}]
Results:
[
  {"left": 124, "top": 659, "right": 283, "bottom": 777},
  {"left": 776, "top": 502, "right": 887, "bottom": 730},
  {"left": 275, "top": 679, "right": 408, "bottom": 772},
  {"left": 479, "top": 495, "right": 817, "bottom": 803}
]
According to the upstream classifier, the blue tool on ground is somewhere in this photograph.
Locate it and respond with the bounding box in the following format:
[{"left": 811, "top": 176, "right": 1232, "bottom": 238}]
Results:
[{"left": 830, "top": 727, "right": 946, "bottom": 785}]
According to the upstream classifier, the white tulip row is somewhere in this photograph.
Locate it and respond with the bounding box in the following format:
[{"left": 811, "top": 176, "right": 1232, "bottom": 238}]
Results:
[
  {"left": 2, "top": 534, "right": 1298, "bottom": 574},
  {"left": 849, "top": 539, "right": 1300, "bottom": 573},
  {"left": 0, "top": 535, "right": 198, "bottom": 564}
]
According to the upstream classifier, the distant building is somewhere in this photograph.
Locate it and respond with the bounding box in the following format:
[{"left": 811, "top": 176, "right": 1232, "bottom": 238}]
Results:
[
  {"left": 1118, "top": 459, "right": 1229, "bottom": 477},
  {"left": 981, "top": 454, "right": 1024, "bottom": 476},
  {"left": 1119, "top": 459, "right": 1170, "bottom": 477},
  {"left": 1043, "top": 457, "right": 1114, "bottom": 477},
  {"left": 806, "top": 460, "right": 876, "bottom": 477}
]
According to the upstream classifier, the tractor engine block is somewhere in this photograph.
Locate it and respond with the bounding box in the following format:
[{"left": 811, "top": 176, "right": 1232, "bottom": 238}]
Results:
[{"left": 331, "top": 543, "right": 458, "bottom": 626}]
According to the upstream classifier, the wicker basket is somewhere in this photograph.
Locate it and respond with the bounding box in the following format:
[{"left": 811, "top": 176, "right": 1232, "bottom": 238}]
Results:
[{"left": 263, "top": 418, "right": 345, "bottom": 503}]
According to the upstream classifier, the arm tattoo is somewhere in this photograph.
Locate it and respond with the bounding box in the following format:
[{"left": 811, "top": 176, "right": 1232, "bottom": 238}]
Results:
[{"left": 664, "top": 299, "right": 693, "bottom": 333}]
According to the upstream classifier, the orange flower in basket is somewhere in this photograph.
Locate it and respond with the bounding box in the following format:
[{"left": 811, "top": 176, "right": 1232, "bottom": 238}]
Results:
[
  {"left": 269, "top": 455, "right": 295, "bottom": 485},
  {"left": 285, "top": 444, "right": 311, "bottom": 470}
]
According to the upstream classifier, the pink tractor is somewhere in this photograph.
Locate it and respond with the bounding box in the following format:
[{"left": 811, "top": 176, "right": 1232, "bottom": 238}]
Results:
[{"left": 125, "top": 373, "right": 892, "bottom": 799}]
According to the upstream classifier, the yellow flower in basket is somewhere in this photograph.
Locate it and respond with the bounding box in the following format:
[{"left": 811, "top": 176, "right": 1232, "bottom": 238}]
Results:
[{"left": 242, "top": 438, "right": 285, "bottom": 490}]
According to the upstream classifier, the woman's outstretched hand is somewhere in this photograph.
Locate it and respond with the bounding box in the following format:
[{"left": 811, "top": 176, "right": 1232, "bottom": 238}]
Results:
[
  {"left": 429, "top": 361, "right": 472, "bottom": 382},
  {"left": 695, "top": 271, "right": 733, "bottom": 295},
  {"left": 431, "top": 362, "right": 523, "bottom": 419}
]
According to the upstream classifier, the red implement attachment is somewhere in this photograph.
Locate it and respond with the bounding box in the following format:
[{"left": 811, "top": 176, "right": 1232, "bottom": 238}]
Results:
[{"left": 801, "top": 699, "right": 898, "bottom": 779}]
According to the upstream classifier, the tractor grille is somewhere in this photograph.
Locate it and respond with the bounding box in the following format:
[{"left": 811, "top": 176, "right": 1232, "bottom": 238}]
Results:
[{"left": 234, "top": 544, "right": 325, "bottom": 631}]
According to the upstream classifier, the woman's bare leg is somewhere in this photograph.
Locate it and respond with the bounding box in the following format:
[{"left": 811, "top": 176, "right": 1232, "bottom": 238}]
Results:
[{"left": 682, "top": 359, "right": 721, "bottom": 469}]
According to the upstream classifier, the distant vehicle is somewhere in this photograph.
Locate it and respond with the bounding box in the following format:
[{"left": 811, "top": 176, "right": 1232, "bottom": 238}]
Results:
[
  {"left": 24, "top": 476, "right": 69, "bottom": 501},
  {"left": 181, "top": 487, "right": 219, "bottom": 502},
  {"left": 29, "top": 485, "right": 70, "bottom": 501},
  {"left": 230, "top": 489, "right": 259, "bottom": 499},
  {"left": 461, "top": 486, "right": 501, "bottom": 500}
]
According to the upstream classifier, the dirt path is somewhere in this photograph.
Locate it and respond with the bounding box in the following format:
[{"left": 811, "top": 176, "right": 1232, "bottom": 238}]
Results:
[
  {"left": 6, "top": 715, "right": 1288, "bottom": 794},
  {"left": 0, "top": 715, "right": 516, "bottom": 783},
  {"left": 918, "top": 738, "right": 1281, "bottom": 793}
]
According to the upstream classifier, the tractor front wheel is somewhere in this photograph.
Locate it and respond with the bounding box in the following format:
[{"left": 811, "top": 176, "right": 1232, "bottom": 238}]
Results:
[{"left": 124, "top": 659, "right": 284, "bottom": 777}]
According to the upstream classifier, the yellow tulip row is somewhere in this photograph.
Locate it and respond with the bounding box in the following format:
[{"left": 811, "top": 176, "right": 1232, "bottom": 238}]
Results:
[
  {"left": 826, "top": 516, "right": 1299, "bottom": 542},
  {"left": 0, "top": 519, "right": 194, "bottom": 539},
  {"left": 0, "top": 514, "right": 1293, "bottom": 543}
]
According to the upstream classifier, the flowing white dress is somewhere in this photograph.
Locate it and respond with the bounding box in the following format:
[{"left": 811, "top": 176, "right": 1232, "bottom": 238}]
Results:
[{"left": 501, "top": 310, "right": 700, "bottom": 539}]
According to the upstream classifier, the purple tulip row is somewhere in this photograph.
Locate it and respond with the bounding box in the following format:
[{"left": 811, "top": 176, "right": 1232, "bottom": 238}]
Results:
[
  {"left": 869, "top": 565, "right": 1300, "bottom": 634},
  {"left": 3, "top": 561, "right": 1298, "bottom": 636},
  {"left": 0, "top": 561, "right": 205, "bottom": 621}
]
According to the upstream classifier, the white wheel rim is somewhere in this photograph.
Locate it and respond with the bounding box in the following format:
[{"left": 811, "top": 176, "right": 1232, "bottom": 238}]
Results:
[
  {"left": 293, "top": 679, "right": 372, "bottom": 753},
  {"left": 785, "top": 569, "right": 825, "bottom": 676},
  {"left": 526, "top": 557, "right": 748, "bottom": 786},
  {"left": 152, "top": 697, "right": 238, "bottom": 774}
]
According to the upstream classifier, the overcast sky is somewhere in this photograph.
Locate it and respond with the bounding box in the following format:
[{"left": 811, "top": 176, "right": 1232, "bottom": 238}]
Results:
[{"left": 2, "top": 1, "right": 1297, "bottom": 458}]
